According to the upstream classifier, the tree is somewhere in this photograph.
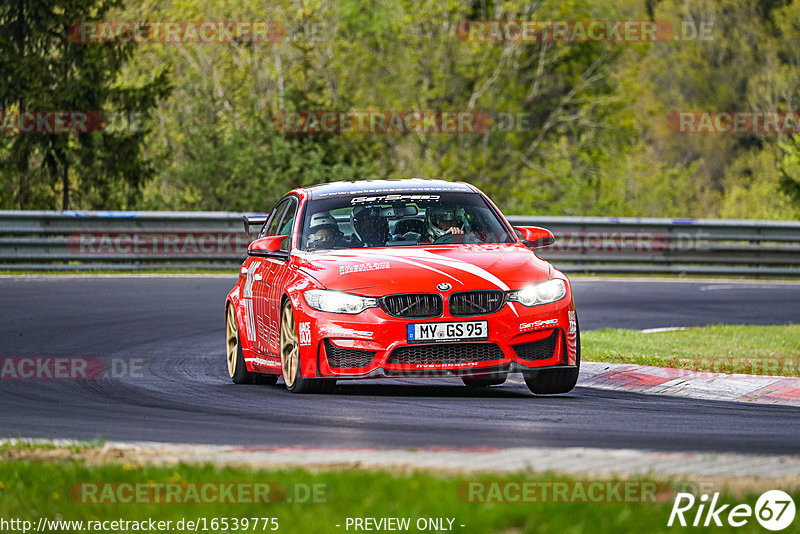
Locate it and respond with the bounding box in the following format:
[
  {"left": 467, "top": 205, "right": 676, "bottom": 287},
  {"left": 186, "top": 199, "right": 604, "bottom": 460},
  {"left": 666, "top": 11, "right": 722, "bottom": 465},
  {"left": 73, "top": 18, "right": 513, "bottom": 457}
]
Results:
[
  {"left": 0, "top": 0, "right": 169, "bottom": 209},
  {"left": 780, "top": 134, "right": 800, "bottom": 209}
]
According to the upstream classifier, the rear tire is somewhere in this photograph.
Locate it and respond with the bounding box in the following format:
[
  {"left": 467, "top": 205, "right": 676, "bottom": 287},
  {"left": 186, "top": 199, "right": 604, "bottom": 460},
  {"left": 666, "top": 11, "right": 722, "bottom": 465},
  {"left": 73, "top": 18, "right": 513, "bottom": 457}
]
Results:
[
  {"left": 462, "top": 371, "right": 508, "bottom": 387},
  {"left": 280, "top": 301, "right": 336, "bottom": 394},
  {"left": 227, "top": 304, "right": 278, "bottom": 385},
  {"left": 523, "top": 319, "right": 581, "bottom": 395}
]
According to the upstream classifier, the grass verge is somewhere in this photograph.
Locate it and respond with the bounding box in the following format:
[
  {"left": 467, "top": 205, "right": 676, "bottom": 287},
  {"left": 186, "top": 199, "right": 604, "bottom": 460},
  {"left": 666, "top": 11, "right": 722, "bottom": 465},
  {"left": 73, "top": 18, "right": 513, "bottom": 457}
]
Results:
[
  {"left": 583, "top": 324, "right": 800, "bottom": 376},
  {"left": 0, "top": 438, "right": 105, "bottom": 454},
  {"left": 0, "top": 459, "right": 794, "bottom": 534}
]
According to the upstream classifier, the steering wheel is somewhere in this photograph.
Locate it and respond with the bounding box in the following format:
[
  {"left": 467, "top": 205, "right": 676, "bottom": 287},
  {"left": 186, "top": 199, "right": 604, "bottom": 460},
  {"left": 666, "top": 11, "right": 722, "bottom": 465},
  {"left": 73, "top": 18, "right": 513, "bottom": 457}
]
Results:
[{"left": 431, "top": 232, "right": 482, "bottom": 244}]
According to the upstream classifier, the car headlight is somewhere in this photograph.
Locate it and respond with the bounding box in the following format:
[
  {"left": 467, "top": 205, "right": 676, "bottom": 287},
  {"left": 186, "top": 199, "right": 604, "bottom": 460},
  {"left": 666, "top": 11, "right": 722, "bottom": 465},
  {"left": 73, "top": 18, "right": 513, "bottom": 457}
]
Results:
[
  {"left": 507, "top": 279, "right": 567, "bottom": 307},
  {"left": 303, "top": 289, "right": 378, "bottom": 314}
]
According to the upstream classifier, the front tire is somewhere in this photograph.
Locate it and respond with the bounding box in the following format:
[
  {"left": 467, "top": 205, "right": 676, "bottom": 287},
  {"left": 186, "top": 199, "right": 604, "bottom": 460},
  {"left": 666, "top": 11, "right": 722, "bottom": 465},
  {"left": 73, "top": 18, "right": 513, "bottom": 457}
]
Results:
[
  {"left": 523, "top": 319, "right": 581, "bottom": 395},
  {"left": 227, "top": 304, "right": 278, "bottom": 385},
  {"left": 280, "top": 301, "right": 335, "bottom": 394}
]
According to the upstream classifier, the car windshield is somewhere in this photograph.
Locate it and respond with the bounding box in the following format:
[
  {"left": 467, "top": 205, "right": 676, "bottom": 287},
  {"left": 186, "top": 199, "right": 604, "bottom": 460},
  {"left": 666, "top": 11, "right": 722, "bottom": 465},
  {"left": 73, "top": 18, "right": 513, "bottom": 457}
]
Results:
[{"left": 299, "top": 191, "right": 516, "bottom": 251}]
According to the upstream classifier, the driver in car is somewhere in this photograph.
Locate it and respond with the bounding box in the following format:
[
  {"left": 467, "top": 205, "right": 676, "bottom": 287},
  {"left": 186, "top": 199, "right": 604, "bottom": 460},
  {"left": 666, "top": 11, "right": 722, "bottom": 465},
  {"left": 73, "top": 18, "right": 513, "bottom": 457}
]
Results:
[
  {"left": 425, "top": 206, "right": 466, "bottom": 242},
  {"left": 351, "top": 206, "right": 390, "bottom": 247}
]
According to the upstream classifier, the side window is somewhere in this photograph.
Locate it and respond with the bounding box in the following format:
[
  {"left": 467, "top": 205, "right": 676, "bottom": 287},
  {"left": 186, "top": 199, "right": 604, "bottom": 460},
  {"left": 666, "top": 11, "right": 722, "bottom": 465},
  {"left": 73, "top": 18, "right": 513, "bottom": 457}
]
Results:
[
  {"left": 260, "top": 199, "right": 290, "bottom": 238},
  {"left": 278, "top": 197, "right": 299, "bottom": 252}
]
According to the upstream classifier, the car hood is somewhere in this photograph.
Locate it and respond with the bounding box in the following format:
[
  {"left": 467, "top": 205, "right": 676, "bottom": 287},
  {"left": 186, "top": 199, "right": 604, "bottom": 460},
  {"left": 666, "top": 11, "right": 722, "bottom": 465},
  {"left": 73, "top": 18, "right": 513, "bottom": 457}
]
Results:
[{"left": 293, "top": 244, "right": 553, "bottom": 295}]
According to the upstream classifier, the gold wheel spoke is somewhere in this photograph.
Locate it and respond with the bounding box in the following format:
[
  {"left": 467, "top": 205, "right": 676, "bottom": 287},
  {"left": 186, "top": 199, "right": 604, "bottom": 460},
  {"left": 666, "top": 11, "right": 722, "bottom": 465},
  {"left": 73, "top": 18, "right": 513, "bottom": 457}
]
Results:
[
  {"left": 226, "top": 307, "right": 239, "bottom": 377},
  {"left": 280, "top": 304, "right": 300, "bottom": 388},
  {"left": 289, "top": 347, "right": 298, "bottom": 375},
  {"left": 292, "top": 350, "right": 299, "bottom": 382}
]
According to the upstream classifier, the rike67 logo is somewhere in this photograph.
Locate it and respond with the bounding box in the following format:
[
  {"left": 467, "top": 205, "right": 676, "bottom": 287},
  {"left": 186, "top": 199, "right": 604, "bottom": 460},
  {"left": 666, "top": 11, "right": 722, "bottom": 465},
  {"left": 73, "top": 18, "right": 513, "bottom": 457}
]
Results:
[{"left": 668, "top": 490, "right": 795, "bottom": 530}]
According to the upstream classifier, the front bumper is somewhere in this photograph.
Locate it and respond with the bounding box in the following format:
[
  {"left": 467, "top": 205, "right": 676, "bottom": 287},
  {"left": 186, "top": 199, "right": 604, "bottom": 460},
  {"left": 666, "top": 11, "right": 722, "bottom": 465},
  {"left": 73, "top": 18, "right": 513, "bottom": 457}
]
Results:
[{"left": 293, "top": 293, "right": 578, "bottom": 379}]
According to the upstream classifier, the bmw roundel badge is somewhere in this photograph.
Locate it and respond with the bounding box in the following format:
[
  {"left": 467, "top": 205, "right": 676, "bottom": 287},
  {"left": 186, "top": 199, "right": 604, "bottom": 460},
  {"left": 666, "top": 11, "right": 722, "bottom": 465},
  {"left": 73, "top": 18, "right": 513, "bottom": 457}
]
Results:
[{"left": 437, "top": 283, "right": 451, "bottom": 291}]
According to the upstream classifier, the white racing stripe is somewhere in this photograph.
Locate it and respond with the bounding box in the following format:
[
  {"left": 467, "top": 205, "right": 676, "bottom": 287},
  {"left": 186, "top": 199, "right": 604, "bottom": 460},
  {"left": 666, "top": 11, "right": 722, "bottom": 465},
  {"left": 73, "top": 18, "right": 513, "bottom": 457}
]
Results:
[
  {"left": 371, "top": 249, "right": 522, "bottom": 316},
  {"left": 639, "top": 326, "right": 691, "bottom": 334},
  {"left": 300, "top": 249, "right": 464, "bottom": 284},
  {"left": 317, "top": 247, "right": 513, "bottom": 290}
]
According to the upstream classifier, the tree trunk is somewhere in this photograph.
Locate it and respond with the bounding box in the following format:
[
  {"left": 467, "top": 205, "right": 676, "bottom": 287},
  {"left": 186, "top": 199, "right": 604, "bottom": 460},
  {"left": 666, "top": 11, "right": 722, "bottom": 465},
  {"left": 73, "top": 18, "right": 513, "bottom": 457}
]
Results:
[
  {"left": 62, "top": 162, "right": 69, "bottom": 210},
  {"left": 17, "top": 166, "right": 29, "bottom": 209}
]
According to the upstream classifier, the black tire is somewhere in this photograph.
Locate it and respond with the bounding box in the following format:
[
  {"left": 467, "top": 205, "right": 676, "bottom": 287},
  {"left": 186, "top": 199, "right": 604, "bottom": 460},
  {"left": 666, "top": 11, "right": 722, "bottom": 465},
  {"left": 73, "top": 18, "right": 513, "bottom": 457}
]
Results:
[
  {"left": 523, "top": 318, "right": 581, "bottom": 395},
  {"left": 286, "top": 357, "right": 337, "bottom": 394},
  {"left": 462, "top": 371, "right": 508, "bottom": 387},
  {"left": 229, "top": 332, "right": 252, "bottom": 384},
  {"left": 227, "top": 304, "right": 278, "bottom": 385},
  {"left": 280, "top": 301, "right": 336, "bottom": 394}
]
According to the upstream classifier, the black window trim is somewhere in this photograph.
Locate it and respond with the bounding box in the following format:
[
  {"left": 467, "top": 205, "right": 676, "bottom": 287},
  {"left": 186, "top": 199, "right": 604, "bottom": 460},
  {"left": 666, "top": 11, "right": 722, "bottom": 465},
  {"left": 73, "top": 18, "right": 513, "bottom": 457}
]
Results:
[
  {"left": 277, "top": 196, "right": 300, "bottom": 252},
  {"left": 298, "top": 190, "right": 515, "bottom": 251},
  {"left": 260, "top": 194, "right": 301, "bottom": 240}
]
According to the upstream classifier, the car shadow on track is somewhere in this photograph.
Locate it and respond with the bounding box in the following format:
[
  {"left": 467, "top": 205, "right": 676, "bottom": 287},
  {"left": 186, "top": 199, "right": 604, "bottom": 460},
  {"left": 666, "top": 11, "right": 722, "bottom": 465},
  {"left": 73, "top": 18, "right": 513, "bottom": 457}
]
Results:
[{"left": 286, "top": 379, "right": 580, "bottom": 400}]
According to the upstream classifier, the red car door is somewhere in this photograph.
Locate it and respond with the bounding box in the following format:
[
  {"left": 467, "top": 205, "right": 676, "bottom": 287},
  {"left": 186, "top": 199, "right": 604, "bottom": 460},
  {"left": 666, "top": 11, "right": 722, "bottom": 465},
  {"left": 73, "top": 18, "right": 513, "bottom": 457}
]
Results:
[{"left": 253, "top": 195, "right": 299, "bottom": 358}]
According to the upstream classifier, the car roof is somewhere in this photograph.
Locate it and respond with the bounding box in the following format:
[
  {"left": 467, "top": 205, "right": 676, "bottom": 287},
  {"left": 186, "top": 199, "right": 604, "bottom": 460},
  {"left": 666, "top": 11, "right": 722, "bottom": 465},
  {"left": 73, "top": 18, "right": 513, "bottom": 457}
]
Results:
[{"left": 303, "top": 179, "right": 476, "bottom": 199}]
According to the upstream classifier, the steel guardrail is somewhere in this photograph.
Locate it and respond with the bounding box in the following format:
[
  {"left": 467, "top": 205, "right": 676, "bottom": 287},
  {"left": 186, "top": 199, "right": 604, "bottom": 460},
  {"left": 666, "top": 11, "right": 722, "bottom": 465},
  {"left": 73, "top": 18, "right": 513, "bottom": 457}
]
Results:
[{"left": 0, "top": 211, "right": 798, "bottom": 276}]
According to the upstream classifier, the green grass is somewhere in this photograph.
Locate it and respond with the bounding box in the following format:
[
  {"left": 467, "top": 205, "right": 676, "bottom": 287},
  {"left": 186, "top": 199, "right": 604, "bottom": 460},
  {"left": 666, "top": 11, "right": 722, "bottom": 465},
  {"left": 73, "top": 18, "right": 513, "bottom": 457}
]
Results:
[
  {"left": 0, "top": 460, "right": 792, "bottom": 533},
  {"left": 0, "top": 438, "right": 104, "bottom": 453},
  {"left": 583, "top": 324, "right": 800, "bottom": 376}
]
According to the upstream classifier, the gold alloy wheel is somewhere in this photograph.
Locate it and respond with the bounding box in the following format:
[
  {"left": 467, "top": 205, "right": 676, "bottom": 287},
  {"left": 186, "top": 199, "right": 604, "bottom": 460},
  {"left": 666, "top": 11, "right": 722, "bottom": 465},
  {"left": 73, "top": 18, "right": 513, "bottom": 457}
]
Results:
[
  {"left": 280, "top": 303, "right": 300, "bottom": 387},
  {"left": 226, "top": 305, "right": 239, "bottom": 378}
]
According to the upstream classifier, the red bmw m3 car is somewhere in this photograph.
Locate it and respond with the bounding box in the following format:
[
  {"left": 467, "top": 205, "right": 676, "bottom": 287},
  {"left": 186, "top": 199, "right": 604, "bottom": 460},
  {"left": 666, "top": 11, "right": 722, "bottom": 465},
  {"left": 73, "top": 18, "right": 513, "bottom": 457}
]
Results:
[{"left": 225, "top": 179, "right": 580, "bottom": 394}]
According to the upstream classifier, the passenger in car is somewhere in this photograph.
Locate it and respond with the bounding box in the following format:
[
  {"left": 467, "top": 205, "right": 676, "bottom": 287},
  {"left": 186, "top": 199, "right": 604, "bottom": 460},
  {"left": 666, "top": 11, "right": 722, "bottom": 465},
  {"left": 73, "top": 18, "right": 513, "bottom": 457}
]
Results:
[{"left": 306, "top": 212, "right": 343, "bottom": 250}]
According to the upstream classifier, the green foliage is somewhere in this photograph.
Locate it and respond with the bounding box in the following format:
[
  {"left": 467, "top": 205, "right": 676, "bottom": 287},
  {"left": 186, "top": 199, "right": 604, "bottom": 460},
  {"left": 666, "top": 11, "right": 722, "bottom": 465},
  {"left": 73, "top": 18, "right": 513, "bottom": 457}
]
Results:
[
  {"left": 3, "top": 0, "right": 800, "bottom": 217},
  {"left": 0, "top": 0, "right": 170, "bottom": 209},
  {"left": 637, "top": 0, "right": 800, "bottom": 219},
  {"left": 780, "top": 134, "right": 800, "bottom": 206}
]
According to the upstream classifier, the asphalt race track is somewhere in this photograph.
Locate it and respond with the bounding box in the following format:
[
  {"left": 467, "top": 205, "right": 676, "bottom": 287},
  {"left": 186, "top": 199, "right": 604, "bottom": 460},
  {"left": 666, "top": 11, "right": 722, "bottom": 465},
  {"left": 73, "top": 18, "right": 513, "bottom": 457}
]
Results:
[{"left": 1, "top": 276, "right": 799, "bottom": 454}]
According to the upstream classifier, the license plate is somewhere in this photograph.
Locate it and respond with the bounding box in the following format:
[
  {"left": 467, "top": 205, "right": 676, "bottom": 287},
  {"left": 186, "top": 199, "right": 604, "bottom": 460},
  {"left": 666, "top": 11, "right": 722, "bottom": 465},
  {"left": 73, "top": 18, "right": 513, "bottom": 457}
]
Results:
[{"left": 407, "top": 321, "right": 488, "bottom": 343}]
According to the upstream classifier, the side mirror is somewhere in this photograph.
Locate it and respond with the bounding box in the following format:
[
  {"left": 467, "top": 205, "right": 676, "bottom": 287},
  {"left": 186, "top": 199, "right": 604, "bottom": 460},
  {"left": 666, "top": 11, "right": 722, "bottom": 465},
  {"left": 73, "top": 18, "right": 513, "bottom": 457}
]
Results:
[
  {"left": 242, "top": 214, "right": 268, "bottom": 235},
  {"left": 514, "top": 226, "right": 555, "bottom": 249},
  {"left": 247, "top": 236, "right": 288, "bottom": 258}
]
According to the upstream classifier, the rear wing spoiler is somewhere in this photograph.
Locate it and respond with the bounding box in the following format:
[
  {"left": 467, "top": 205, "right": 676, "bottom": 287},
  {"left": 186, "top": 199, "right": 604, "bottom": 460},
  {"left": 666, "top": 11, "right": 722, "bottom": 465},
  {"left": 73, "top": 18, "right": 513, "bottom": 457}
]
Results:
[{"left": 242, "top": 214, "right": 269, "bottom": 235}]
